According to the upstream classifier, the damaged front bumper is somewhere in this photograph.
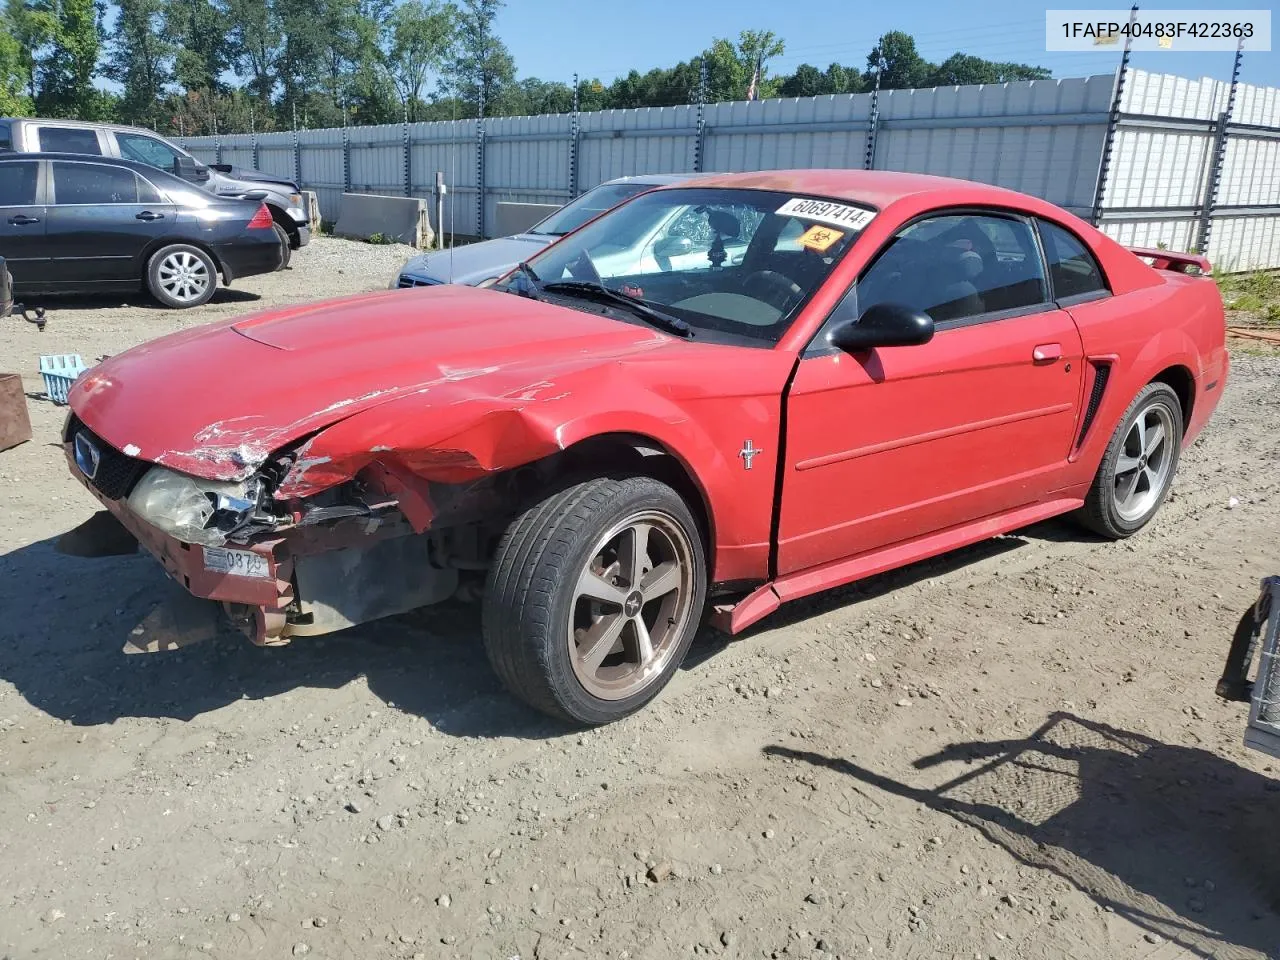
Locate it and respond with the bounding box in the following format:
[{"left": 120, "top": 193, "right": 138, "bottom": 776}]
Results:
[{"left": 64, "top": 442, "right": 461, "bottom": 649}]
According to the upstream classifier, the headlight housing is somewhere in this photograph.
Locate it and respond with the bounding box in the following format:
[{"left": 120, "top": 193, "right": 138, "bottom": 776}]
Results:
[{"left": 127, "top": 466, "right": 263, "bottom": 547}]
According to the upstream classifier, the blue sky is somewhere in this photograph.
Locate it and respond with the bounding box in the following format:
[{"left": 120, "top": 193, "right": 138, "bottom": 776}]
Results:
[{"left": 498, "top": 0, "right": 1276, "bottom": 89}]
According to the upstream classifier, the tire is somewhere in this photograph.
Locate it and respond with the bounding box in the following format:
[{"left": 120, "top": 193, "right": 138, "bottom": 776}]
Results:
[
  {"left": 1079, "top": 382, "right": 1183, "bottom": 539},
  {"left": 146, "top": 244, "right": 218, "bottom": 308},
  {"left": 483, "top": 475, "right": 707, "bottom": 725},
  {"left": 272, "top": 223, "right": 292, "bottom": 270}
]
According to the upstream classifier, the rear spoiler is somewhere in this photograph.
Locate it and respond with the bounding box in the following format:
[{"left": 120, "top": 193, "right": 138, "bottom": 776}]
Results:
[{"left": 1128, "top": 247, "right": 1211, "bottom": 275}]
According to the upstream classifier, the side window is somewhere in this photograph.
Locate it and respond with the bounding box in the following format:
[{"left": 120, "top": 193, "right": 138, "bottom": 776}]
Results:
[
  {"left": 52, "top": 162, "right": 140, "bottom": 204},
  {"left": 0, "top": 162, "right": 39, "bottom": 206},
  {"left": 137, "top": 175, "right": 165, "bottom": 204},
  {"left": 1039, "top": 219, "right": 1109, "bottom": 300},
  {"left": 0, "top": 121, "right": 12, "bottom": 152},
  {"left": 857, "top": 213, "right": 1047, "bottom": 325},
  {"left": 36, "top": 126, "right": 102, "bottom": 155},
  {"left": 117, "top": 132, "right": 182, "bottom": 171}
]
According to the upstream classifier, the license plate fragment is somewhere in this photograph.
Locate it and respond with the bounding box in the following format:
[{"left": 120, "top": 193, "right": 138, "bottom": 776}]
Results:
[{"left": 204, "top": 546, "right": 270, "bottom": 579}]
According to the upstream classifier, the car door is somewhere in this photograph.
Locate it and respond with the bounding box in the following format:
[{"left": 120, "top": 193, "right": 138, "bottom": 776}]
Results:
[
  {"left": 776, "top": 210, "right": 1085, "bottom": 575},
  {"left": 0, "top": 158, "right": 51, "bottom": 286},
  {"left": 45, "top": 160, "right": 178, "bottom": 285}
]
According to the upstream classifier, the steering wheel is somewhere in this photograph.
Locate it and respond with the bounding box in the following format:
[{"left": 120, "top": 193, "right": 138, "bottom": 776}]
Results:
[
  {"left": 568, "top": 250, "right": 603, "bottom": 285},
  {"left": 743, "top": 270, "right": 803, "bottom": 310}
]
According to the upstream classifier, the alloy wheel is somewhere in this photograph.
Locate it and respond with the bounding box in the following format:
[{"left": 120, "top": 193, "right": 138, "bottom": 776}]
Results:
[
  {"left": 157, "top": 251, "right": 211, "bottom": 304},
  {"left": 568, "top": 509, "right": 697, "bottom": 701},
  {"left": 1112, "top": 401, "right": 1176, "bottom": 522}
]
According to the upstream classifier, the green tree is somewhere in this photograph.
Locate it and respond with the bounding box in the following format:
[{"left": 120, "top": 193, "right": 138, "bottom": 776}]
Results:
[
  {"left": 447, "top": 0, "right": 513, "bottom": 116},
  {"left": 33, "top": 0, "right": 108, "bottom": 119},
  {"left": 0, "top": 2, "right": 35, "bottom": 113},
  {"left": 107, "top": 0, "right": 172, "bottom": 125},
  {"left": 928, "top": 53, "right": 1050, "bottom": 86},
  {"left": 867, "top": 30, "right": 930, "bottom": 89},
  {"left": 165, "top": 0, "right": 231, "bottom": 96},
  {"left": 736, "top": 28, "right": 784, "bottom": 98},
  {"left": 778, "top": 63, "right": 824, "bottom": 99},
  {"left": 225, "top": 0, "right": 282, "bottom": 107},
  {"left": 383, "top": 0, "right": 455, "bottom": 119}
]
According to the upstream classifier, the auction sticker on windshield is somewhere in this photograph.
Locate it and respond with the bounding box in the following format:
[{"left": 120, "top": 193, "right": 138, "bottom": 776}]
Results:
[
  {"left": 204, "top": 546, "right": 270, "bottom": 579},
  {"left": 776, "top": 197, "right": 876, "bottom": 231}
]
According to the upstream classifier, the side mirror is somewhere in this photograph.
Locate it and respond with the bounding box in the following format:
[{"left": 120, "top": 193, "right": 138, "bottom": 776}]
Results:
[
  {"left": 653, "top": 235, "right": 694, "bottom": 261},
  {"left": 830, "top": 302, "right": 934, "bottom": 352},
  {"left": 173, "top": 156, "right": 210, "bottom": 183}
]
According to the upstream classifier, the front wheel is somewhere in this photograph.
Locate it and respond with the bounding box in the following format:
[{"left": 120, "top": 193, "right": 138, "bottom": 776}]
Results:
[
  {"left": 147, "top": 244, "right": 217, "bottom": 308},
  {"left": 1079, "top": 382, "right": 1183, "bottom": 538},
  {"left": 483, "top": 476, "right": 707, "bottom": 725}
]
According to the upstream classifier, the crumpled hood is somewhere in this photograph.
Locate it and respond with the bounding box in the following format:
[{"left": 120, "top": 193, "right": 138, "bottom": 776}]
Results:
[
  {"left": 398, "top": 234, "right": 554, "bottom": 285},
  {"left": 69, "top": 284, "right": 677, "bottom": 481}
]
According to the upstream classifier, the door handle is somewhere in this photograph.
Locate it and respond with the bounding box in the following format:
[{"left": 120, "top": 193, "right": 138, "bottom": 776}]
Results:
[
  {"left": 136, "top": 211, "right": 165, "bottom": 221},
  {"left": 7, "top": 215, "right": 39, "bottom": 226},
  {"left": 1033, "top": 343, "right": 1062, "bottom": 363}
]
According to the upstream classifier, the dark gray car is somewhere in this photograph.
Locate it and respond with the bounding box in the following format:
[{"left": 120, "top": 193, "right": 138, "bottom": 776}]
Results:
[
  {"left": 0, "top": 118, "right": 309, "bottom": 266},
  {"left": 392, "top": 174, "right": 705, "bottom": 288}
]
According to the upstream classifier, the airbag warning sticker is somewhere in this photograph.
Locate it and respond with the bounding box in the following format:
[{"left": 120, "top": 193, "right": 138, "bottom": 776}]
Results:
[
  {"left": 776, "top": 197, "right": 876, "bottom": 231},
  {"left": 798, "top": 225, "right": 844, "bottom": 252}
]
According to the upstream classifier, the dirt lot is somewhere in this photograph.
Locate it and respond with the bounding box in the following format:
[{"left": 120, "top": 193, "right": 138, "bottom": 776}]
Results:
[{"left": 2, "top": 238, "right": 1278, "bottom": 960}]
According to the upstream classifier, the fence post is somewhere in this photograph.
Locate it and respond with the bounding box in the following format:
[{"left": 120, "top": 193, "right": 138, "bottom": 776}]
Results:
[
  {"left": 1197, "top": 44, "right": 1244, "bottom": 258},
  {"left": 342, "top": 123, "right": 352, "bottom": 195},
  {"left": 568, "top": 73, "right": 580, "bottom": 199},
  {"left": 402, "top": 102, "right": 412, "bottom": 197},
  {"left": 1090, "top": 5, "right": 1138, "bottom": 228},
  {"left": 250, "top": 108, "right": 259, "bottom": 170},
  {"left": 693, "top": 59, "right": 708, "bottom": 172},
  {"left": 476, "top": 89, "right": 486, "bottom": 238},
  {"left": 864, "top": 60, "right": 882, "bottom": 170},
  {"left": 292, "top": 103, "right": 302, "bottom": 186}
]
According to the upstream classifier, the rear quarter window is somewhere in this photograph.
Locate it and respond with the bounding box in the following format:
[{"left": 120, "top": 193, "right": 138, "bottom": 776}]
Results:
[
  {"left": 36, "top": 126, "right": 102, "bottom": 155},
  {"left": 1038, "top": 219, "right": 1109, "bottom": 300}
]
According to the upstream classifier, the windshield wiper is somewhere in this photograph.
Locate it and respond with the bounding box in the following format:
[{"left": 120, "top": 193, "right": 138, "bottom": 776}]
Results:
[{"left": 541, "top": 280, "right": 694, "bottom": 338}]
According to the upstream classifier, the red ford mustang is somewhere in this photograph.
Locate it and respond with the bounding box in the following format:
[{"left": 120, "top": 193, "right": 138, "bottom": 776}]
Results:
[{"left": 64, "top": 170, "right": 1227, "bottom": 724}]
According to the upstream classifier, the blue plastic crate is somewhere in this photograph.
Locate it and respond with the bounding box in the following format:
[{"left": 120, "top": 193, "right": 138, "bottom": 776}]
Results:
[{"left": 38, "top": 354, "right": 88, "bottom": 405}]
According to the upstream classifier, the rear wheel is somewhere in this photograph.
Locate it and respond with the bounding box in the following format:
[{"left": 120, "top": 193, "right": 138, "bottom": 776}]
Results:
[
  {"left": 147, "top": 244, "right": 217, "bottom": 308},
  {"left": 1079, "top": 382, "right": 1183, "bottom": 538},
  {"left": 483, "top": 476, "right": 706, "bottom": 725},
  {"left": 272, "top": 223, "right": 292, "bottom": 270}
]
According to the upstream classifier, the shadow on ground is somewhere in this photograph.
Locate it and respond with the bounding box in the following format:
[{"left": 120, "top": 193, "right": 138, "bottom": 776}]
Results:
[
  {"left": 25, "top": 287, "right": 261, "bottom": 314},
  {"left": 0, "top": 517, "right": 1094, "bottom": 739},
  {"left": 767, "top": 712, "right": 1280, "bottom": 959}
]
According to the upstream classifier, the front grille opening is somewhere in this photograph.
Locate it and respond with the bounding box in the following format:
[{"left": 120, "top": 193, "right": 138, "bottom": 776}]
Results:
[
  {"left": 398, "top": 276, "right": 437, "bottom": 288},
  {"left": 1076, "top": 362, "right": 1112, "bottom": 448},
  {"left": 67, "top": 415, "right": 149, "bottom": 501}
]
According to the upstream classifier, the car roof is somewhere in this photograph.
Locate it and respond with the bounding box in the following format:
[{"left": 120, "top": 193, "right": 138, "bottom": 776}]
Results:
[
  {"left": 661, "top": 168, "right": 1044, "bottom": 212},
  {"left": 0, "top": 150, "right": 182, "bottom": 178},
  {"left": 0, "top": 117, "right": 158, "bottom": 136},
  {"left": 0, "top": 150, "right": 240, "bottom": 197},
  {"left": 601, "top": 173, "right": 707, "bottom": 186}
]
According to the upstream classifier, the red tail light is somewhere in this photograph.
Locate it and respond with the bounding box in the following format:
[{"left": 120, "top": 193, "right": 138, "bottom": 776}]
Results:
[{"left": 247, "top": 203, "right": 273, "bottom": 230}]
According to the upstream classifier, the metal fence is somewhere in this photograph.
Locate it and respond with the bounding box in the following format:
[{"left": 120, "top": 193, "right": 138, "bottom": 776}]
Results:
[{"left": 183, "top": 67, "right": 1280, "bottom": 271}]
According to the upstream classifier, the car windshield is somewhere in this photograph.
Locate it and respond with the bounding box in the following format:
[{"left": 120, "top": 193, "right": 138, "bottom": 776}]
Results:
[
  {"left": 530, "top": 182, "right": 653, "bottom": 236},
  {"left": 502, "top": 187, "right": 875, "bottom": 344}
]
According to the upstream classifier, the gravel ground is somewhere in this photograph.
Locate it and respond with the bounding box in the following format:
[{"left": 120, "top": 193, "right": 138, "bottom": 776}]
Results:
[{"left": 1, "top": 240, "right": 1278, "bottom": 960}]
